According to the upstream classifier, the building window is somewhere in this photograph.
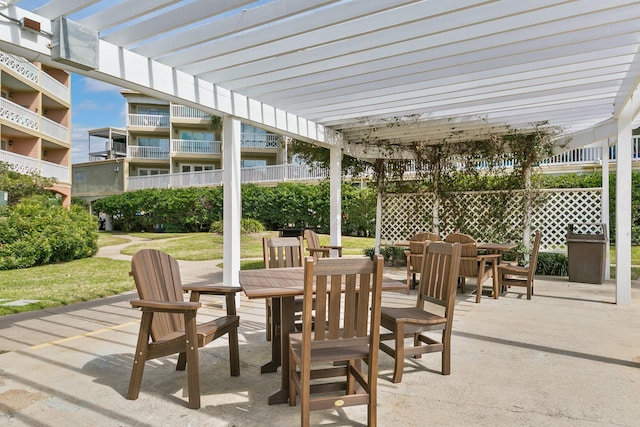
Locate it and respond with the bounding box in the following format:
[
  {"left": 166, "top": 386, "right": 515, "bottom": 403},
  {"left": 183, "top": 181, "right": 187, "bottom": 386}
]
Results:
[
  {"left": 137, "top": 106, "right": 169, "bottom": 116},
  {"left": 180, "top": 131, "right": 214, "bottom": 140},
  {"left": 138, "top": 168, "right": 169, "bottom": 176},
  {"left": 241, "top": 159, "right": 267, "bottom": 168},
  {"left": 138, "top": 137, "right": 169, "bottom": 148},
  {"left": 180, "top": 164, "right": 214, "bottom": 173}
]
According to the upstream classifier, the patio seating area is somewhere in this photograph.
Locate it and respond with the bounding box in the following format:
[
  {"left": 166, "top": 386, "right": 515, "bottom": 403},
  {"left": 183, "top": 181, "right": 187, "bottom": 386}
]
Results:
[{"left": 1, "top": 262, "right": 639, "bottom": 426}]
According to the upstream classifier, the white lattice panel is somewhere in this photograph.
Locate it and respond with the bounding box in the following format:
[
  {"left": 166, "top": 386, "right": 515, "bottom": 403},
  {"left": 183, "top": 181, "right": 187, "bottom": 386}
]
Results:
[{"left": 382, "top": 188, "right": 602, "bottom": 252}]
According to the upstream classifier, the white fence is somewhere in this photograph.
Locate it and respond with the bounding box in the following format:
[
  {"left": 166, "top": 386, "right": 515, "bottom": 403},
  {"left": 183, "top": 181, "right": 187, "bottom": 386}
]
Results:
[{"left": 381, "top": 188, "right": 602, "bottom": 252}]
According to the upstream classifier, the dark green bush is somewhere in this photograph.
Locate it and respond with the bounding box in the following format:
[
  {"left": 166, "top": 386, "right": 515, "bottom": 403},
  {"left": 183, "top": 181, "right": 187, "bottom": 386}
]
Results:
[
  {"left": 0, "top": 195, "right": 98, "bottom": 270},
  {"left": 94, "top": 182, "right": 376, "bottom": 236},
  {"left": 364, "top": 246, "right": 406, "bottom": 266},
  {"left": 209, "top": 218, "right": 265, "bottom": 234},
  {"left": 536, "top": 252, "right": 568, "bottom": 276}
]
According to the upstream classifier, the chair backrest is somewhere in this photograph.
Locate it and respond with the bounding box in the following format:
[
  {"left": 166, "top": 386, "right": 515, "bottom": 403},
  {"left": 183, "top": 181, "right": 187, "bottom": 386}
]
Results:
[
  {"left": 304, "top": 229, "right": 321, "bottom": 250},
  {"left": 408, "top": 232, "right": 441, "bottom": 255},
  {"left": 130, "top": 249, "right": 185, "bottom": 341},
  {"left": 416, "top": 242, "right": 462, "bottom": 315},
  {"left": 263, "top": 236, "right": 305, "bottom": 269},
  {"left": 527, "top": 231, "right": 543, "bottom": 281},
  {"left": 444, "top": 232, "right": 479, "bottom": 277},
  {"left": 301, "top": 255, "right": 384, "bottom": 350}
]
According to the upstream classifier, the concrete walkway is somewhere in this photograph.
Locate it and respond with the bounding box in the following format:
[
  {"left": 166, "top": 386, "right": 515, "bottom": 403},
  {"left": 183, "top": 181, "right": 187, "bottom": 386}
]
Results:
[{"left": 1, "top": 238, "right": 639, "bottom": 426}]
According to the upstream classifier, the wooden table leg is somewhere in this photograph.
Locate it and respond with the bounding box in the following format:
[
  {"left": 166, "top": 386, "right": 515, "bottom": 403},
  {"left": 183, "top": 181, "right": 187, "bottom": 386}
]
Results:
[
  {"left": 268, "top": 296, "right": 294, "bottom": 405},
  {"left": 261, "top": 297, "right": 281, "bottom": 373}
]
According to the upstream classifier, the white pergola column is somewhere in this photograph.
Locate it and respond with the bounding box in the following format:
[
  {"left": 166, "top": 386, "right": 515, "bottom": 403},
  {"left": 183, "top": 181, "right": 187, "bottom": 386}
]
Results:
[
  {"left": 223, "top": 116, "right": 242, "bottom": 288},
  {"left": 601, "top": 138, "right": 610, "bottom": 280},
  {"left": 615, "top": 115, "right": 632, "bottom": 304},
  {"left": 375, "top": 189, "right": 382, "bottom": 255},
  {"left": 329, "top": 145, "right": 342, "bottom": 249}
]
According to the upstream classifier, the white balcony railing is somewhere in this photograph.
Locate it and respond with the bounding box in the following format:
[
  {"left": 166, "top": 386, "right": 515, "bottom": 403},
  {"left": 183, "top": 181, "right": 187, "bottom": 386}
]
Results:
[
  {"left": 172, "top": 139, "right": 221, "bottom": 154},
  {"left": 127, "top": 145, "right": 170, "bottom": 159},
  {"left": 40, "top": 72, "right": 70, "bottom": 102},
  {"left": 0, "top": 150, "right": 69, "bottom": 183},
  {"left": 128, "top": 169, "right": 225, "bottom": 191},
  {"left": 171, "top": 105, "right": 210, "bottom": 120},
  {"left": 241, "top": 133, "right": 279, "bottom": 149},
  {"left": 0, "top": 51, "right": 38, "bottom": 83},
  {"left": 0, "top": 98, "right": 39, "bottom": 131},
  {"left": 127, "top": 114, "right": 170, "bottom": 128},
  {"left": 242, "top": 164, "right": 328, "bottom": 183},
  {"left": 41, "top": 116, "right": 68, "bottom": 142}
]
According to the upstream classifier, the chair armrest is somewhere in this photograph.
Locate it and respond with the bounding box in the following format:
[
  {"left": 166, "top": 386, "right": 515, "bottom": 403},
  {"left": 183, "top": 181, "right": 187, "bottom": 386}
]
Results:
[
  {"left": 307, "top": 247, "right": 331, "bottom": 255},
  {"left": 183, "top": 285, "right": 240, "bottom": 315},
  {"left": 477, "top": 254, "right": 502, "bottom": 261},
  {"left": 130, "top": 299, "right": 201, "bottom": 313},
  {"left": 182, "top": 284, "right": 241, "bottom": 295},
  {"left": 321, "top": 245, "right": 343, "bottom": 250}
]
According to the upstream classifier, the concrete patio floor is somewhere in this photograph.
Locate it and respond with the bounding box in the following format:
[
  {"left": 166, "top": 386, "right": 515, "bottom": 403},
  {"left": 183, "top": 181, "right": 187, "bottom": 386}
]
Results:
[{"left": 1, "top": 261, "right": 639, "bottom": 426}]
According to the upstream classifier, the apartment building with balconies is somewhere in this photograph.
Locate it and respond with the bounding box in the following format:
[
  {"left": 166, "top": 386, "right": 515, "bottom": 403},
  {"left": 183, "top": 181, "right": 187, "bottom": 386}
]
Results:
[
  {"left": 72, "top": 91, "right": 285, "bottom": 202},
  {"left": 0, "top": 50, "right": 71, "bottom": 206}
]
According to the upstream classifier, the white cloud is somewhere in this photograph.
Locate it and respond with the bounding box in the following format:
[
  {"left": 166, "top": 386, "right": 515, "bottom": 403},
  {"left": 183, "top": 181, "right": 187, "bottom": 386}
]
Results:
[
  {"left": 81, "top": 77, "right": 123, "bottom": 94},
  {"left": 71, "top": 125, "right": 92, "bottom": 164}
]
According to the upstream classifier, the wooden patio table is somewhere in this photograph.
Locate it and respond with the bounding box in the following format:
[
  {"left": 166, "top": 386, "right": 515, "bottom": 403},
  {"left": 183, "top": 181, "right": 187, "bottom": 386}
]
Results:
[
  {"left": 239, "top": 265, "right": 406, "bottom": 405},
  {"left": 477, "top": 242, "right": 517, "bottom": 253}
]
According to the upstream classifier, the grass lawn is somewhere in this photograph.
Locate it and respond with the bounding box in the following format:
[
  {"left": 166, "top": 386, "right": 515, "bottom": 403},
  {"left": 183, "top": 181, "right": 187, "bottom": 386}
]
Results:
[
  {"left": 0, "top": 257, "right": 132, "bottom": 316},
  {"left": 2, "top": 231, "right": 637, "bottom": 316}
]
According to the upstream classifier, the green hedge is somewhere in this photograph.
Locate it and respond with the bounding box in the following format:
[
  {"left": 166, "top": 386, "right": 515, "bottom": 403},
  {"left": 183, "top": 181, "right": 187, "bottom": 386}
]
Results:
[
  {"left": 93, "top": 182, "right": 377, "bottom": 236},
  {"left": 0, "top": 195, "right": 98, "bottom": 270}
]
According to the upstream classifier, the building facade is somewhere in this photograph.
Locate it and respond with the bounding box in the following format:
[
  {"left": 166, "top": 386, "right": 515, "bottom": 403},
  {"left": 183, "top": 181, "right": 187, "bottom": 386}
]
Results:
[
  {"left": 73, "top": 91, "right": 285, "bottom": 202},
  {"left": 0, "top": 50, "right": 71, "bottom": 206}
]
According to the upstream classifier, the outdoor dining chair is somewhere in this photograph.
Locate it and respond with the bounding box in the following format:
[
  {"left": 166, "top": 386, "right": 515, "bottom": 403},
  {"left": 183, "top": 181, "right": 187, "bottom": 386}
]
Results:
[
  {"left": 262, "top": 236, "right": 306, "bottom": 341},
  {"left": 303, "top": 229, "right": 343, "bottom": 260},
  {"left": 498, "top": 231, "right": 542, "bottom": 299},
  {"left": 288, "top": 255, "right": 384, "bottom": 427},
  {"left": 444, "top": 232, "right": 501, "bottom": 303},
  {"left": 127, "top": 249, "right": 240, "bottom": 409},
  {"left": 379, "top": 241, "right": 461, "bottom": 383},
  {"left": 404, "top": 232, "right": 442, "bottom": 293}
]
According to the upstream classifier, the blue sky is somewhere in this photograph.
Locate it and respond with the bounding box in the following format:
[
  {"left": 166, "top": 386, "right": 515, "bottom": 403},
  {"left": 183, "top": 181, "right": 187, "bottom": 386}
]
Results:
[{"left": 71, "top": 75, "right": 126, "bottom": 164}]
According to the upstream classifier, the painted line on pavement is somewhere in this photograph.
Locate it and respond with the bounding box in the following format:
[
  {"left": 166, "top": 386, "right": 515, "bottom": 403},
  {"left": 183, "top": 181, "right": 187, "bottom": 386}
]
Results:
[{"left": 30, "top": 321, "right": 139, "bottom": 349}]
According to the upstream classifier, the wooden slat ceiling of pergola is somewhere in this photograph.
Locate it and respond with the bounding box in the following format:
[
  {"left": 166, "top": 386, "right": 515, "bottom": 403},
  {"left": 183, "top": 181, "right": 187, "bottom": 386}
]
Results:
[{"left": 4, "top": 0, "right": 640, "bottom": 156}]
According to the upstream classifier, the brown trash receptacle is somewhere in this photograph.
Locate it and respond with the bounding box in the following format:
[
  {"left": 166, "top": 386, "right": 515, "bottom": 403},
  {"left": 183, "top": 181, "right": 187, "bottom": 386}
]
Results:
[{"left": 567, "top": 223, "right": 608, "bottom": 284}]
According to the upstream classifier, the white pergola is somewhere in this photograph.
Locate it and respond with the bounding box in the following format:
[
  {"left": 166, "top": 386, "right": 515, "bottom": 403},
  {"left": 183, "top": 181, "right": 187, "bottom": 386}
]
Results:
[{"left": 1, "top": 0, "right": 638, "bottom": 303}]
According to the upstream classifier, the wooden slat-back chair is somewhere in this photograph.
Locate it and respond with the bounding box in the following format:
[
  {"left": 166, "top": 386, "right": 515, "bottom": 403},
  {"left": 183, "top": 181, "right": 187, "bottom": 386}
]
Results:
[
  {"left": 263, "top": 236, "right": 305, "bottom": 341},
  {"left": 405, "top": 232, "right": 442, "bottom": 293},
  {"left": 379, "top": 242, "right": 461, "bottom": 383},
  {"left": 288, "top": 255, "right": 384, "bottom": 427},
  {"left": 304, "top": 229, "right": 343, "bottom": 261},
  {"left": 444, "top": 232, "right": 500, "bottom": 303},
  {"left": 127, "top": 249, "right": 240, "bottom": 409},
  {"left": 498, "top": 231, "right": 542, "bottom": 299}
]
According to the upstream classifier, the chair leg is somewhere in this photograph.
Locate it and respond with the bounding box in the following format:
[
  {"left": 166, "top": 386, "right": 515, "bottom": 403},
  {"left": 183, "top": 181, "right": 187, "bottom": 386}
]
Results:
[
  {"left": 127, "top": 311, "right": 153, "bottom": 401},
  {"left": 441, "top": 328, "right": 452, "bottom": 375},
  {"left": 228, "top": 326, "right": 240, "bottom": 377},
  {"left": 475, "top": 276, "right": 482, "bottom": 304},
  {"left": 184, "top": 312, "right": 201, "bottom": 409},
  {"left": 265, "top": 298, "right": 272, "bottom": 341},
  {"left": 492, "top": 262, "right": 499, "bottom": 299},
  {"left": 392, "top": 323, "right": 405, "bottom": 384}
]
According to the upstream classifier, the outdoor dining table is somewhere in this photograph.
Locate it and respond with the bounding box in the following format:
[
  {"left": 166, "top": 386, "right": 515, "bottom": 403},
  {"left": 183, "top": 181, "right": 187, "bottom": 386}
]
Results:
[
  {"left": 239, "top": 266, "right": 406, "bottom": 405},
  {"left": 477, "top": 242, "right": 517, "bottom": 253}
]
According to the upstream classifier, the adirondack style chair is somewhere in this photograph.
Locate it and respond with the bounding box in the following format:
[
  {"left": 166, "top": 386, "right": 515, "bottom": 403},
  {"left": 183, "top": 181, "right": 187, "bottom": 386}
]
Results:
[
  {"left": 127, "top": 249, "right": 240, "bottom": 409},
  {"left": 498, "top": 231, "right": 542, "bottom": 299},
  {"left": 444, "top": 232, "right": 501, "bottom": 303},
  {"left": 303, "top": 229, "right": 343, "bottom": 260},
  {"left": 404, "top": 232, "right": 442, "bottom": 292},
  {"left": 288, "top": 255, "right": 384, "bottom": 427},
  {"left": 379, "top": 241, "right": 461, "bottom": 383},
  {"left": 263, "top": 236, "right": 305, "bottom": 341}
]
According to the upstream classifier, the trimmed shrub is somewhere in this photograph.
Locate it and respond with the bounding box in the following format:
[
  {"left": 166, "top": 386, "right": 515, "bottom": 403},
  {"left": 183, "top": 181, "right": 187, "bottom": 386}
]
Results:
[{"left": 0, "top": 196, "right": 97, "bottom": 270}]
